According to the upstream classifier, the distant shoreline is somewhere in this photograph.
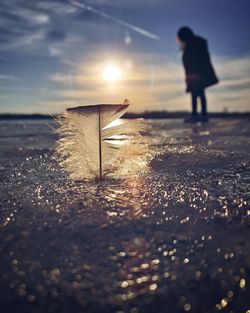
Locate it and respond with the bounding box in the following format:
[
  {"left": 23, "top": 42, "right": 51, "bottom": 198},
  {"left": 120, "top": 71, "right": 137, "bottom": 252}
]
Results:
[{"left": 0, "top": 112, "right": 250, "bottom": 120}]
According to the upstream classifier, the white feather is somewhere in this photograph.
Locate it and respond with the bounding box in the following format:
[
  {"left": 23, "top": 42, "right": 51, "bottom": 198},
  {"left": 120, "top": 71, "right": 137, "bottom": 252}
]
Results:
[{"left": 55, "top": 101, "right": 147, "bottom": 180}]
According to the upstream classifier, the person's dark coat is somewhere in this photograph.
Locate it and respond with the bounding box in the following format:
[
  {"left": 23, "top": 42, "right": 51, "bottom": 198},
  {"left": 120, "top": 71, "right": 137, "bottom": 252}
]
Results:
[{"left": 182, "top": 35, "right": 218, "bottom": 92}]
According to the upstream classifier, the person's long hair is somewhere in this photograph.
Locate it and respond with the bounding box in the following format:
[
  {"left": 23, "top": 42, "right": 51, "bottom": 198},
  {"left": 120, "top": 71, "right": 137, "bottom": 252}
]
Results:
[{"left": 177, "top": 26, "right": 194, "bottom": 50}]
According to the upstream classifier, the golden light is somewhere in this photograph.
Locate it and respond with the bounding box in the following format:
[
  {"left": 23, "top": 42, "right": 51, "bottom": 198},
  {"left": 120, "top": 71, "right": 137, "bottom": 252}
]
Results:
[{"left": 102, "top": 64, "right": 121, "bottom": 82}]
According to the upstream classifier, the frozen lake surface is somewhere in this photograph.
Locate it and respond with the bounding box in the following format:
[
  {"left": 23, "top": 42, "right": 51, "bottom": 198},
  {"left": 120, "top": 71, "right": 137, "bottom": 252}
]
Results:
[{"left": 0, "top": 118, "right": 250, "bottom": 313}]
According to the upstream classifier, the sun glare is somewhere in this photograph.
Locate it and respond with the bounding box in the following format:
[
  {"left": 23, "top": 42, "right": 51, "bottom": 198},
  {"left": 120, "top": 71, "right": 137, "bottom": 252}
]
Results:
[{"left": 102, "top": 64, "right": 121, "bottom": 82}]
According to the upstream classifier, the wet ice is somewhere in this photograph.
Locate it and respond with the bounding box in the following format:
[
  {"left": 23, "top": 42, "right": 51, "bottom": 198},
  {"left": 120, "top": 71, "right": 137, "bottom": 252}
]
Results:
[{"left": 0, "top": 118, "right": 249, "bottom": 313}]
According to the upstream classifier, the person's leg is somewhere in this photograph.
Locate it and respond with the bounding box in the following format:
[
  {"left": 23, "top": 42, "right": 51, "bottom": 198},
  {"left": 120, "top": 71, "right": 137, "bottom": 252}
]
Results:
[
  {"left": 198, "top": 89, "right": 209, "bottom": 122},
  {"left": 191, "top": 92, "right": 198, "bottom": 116},
  {"left": 199, "top": 89, "right": 207, "bottom": 116},
  {"left": 185, "top": 92, "right": 199, "bottom": 122}
]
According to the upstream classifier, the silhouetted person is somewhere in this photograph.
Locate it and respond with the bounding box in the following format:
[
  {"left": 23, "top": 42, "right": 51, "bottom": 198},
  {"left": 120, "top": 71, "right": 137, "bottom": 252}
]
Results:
[{"left": 177, "top": 27, "right": 219, "bottom": 122}]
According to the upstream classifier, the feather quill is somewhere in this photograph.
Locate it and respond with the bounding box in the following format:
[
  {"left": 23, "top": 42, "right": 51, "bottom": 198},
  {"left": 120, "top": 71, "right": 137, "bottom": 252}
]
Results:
[{"left": 55, "top": 100, "right": 147, "bottom": 180}]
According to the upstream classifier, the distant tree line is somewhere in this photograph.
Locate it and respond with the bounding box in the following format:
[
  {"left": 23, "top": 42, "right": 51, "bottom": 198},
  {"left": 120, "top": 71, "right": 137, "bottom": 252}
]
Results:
[{"left": 0, "top": 112, "right": 249, "bottom": 120}]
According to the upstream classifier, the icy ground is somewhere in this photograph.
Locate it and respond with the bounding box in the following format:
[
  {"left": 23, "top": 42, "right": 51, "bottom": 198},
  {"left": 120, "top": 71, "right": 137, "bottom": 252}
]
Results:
[{"left": 0, "top": 118, "right": 249, "bottom": 313}]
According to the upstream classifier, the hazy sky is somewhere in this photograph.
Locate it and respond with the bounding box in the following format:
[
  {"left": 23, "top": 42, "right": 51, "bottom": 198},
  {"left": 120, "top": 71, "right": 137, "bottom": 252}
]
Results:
[{"left": 0, "top": 0, "right": 250, "bottom": 113}]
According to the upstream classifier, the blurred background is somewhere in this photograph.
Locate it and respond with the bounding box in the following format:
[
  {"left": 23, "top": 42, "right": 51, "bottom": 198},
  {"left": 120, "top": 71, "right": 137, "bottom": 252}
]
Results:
[{"left": 0, "top": 0, "right": 250, "bottom": 114}]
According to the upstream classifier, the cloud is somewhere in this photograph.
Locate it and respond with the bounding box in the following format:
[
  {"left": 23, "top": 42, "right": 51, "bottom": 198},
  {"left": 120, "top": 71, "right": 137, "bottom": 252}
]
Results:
[
  {"left": 7, "top": 30, "right": 45, "bottom": 50},
  {"left": 207, "top": 56, "right": 250, "bottom": 111},
  {"left": 0, "top": 0, "right": 250, "bottom": 113},
  {"left": 47, "top": 30, "right": 66, "bottom": 42},
  {"left": 0, "top": 74, "right": 20, "bottom": 81},
  {"left": 48, "top": 51, "right": 184, "bottom": 111},
  {"left": 0, "top": 0, "right": 161, "bottom": 59},
  {"left": 70, "top": 0, "right": 159, "bottom": 40},
  {"left": 11, "top": 7, "right": 49, "bottom": 25},
  {"left": 215, "top": 56, "right": 250, "bottom": 80},
  {"left": 48, "top": 51, "right": 250, "bottom": 113},
  {"left": 36, "top": 1, "right": 77, "bottom": 15},
  {"left": 0, "top": 1, "right": 49, "bottom": 50},
  {"left": 77, "top": 0, "right": 169, "bottom": 9}
]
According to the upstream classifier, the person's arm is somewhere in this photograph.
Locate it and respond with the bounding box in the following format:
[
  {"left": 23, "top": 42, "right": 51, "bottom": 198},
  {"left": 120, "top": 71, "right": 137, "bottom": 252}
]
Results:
[{"left": 183, "top": 48, "right": 200, "bottom": 81}]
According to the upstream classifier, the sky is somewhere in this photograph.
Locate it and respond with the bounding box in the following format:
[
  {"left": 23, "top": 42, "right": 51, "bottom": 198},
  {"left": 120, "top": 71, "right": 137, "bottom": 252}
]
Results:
[{"left": 0, "top": 0, "right": 250, "bottom": 113}]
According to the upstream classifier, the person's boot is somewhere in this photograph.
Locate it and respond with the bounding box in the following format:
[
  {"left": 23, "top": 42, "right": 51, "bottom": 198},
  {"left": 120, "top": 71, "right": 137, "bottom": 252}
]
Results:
[
  {"left": 200, "top": 114, "right": 209, "bottom": 123},
  {"left": 184, "top": 114, "right": 199, "bottom": 123}
]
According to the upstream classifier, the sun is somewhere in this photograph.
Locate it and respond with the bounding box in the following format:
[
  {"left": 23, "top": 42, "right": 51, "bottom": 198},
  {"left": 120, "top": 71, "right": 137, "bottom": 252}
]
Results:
[{"left": 102, "top": 64, "right": 121, "bottom": 82}]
